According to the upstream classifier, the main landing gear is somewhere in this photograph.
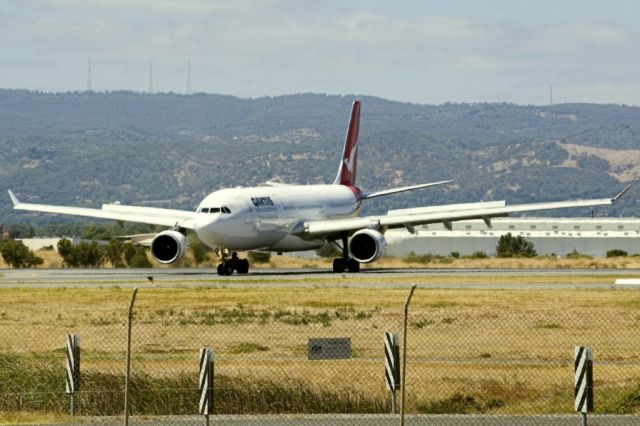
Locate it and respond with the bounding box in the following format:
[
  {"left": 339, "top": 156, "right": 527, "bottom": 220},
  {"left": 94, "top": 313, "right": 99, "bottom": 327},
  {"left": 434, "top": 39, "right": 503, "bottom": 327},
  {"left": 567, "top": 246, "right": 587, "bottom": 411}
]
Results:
[
  {"left": 216, "top": 250, "right": 249, "bottom": 276},
  {"left": 332, "top": 232, "right": 360, "bottom": 273}
]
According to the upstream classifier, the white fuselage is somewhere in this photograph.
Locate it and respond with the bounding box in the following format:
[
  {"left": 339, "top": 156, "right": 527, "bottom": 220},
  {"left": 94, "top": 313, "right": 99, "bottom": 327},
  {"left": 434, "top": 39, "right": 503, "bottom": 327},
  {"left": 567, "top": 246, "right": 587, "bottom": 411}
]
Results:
[{"left": 194, "top": 185, "right": 360, "bottom": 251}]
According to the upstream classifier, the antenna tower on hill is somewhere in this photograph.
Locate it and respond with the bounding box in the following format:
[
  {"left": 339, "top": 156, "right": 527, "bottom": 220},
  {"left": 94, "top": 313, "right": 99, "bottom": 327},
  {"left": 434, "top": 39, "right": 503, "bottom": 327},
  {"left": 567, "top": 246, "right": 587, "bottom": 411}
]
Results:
[
  {"left": 86, "top": 57, "right": 92, "bottom": 92},
  {"left": 148, "top": 63, "right": 154, "bottom": 93},
  {"left": 186, "top": 58, "right": 192, "bottom": 95}
]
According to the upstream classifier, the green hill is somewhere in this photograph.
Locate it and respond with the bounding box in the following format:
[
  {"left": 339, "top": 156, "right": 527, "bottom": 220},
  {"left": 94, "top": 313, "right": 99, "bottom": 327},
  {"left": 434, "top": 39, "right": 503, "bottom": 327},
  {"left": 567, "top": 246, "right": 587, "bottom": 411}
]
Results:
[{"left": 1, "top": 90, "right": 638, "bottom": 225}]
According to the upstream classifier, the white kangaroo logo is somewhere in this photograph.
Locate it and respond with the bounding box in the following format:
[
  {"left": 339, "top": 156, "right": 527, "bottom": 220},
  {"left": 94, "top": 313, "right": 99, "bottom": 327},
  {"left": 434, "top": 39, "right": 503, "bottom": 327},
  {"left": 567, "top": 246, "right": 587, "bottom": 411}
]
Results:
[{"left": 343, "top": 143, "right": 358, "bottom": 174}]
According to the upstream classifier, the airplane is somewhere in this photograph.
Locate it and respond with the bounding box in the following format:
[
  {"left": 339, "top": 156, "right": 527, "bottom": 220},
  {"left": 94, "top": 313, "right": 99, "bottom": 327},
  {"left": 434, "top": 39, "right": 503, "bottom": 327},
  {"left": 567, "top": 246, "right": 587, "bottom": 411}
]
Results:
[{"left": 8, "top": 100, "right": 631, "bottom": 275}]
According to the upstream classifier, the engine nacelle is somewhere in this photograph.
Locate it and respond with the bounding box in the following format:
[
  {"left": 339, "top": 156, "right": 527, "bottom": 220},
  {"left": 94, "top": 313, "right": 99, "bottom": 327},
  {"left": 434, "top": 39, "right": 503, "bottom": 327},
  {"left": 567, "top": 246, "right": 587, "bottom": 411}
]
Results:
[
  {"left": 348, "top": 229, "right": 387, "bottom": 263},
  {"left": 150, "top": 230, "right": 188, "bottom": 264}
]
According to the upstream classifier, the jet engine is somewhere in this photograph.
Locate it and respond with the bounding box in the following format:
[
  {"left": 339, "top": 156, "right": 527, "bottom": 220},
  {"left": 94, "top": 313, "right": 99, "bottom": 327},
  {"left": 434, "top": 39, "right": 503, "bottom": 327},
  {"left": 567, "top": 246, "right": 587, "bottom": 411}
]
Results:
[
  {"left": 150, "top": 230, "right": 188, "bottom": 264},
  {"left": 348, "top": 229, "right": 387, "bottom": 263}
]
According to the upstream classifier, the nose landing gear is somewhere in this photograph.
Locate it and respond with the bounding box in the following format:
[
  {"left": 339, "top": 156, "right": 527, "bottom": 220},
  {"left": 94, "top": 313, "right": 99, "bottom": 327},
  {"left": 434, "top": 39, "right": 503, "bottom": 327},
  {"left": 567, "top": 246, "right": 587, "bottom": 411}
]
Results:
[{"left": 215, "top": 249, "right": 250, "bottom": 276}]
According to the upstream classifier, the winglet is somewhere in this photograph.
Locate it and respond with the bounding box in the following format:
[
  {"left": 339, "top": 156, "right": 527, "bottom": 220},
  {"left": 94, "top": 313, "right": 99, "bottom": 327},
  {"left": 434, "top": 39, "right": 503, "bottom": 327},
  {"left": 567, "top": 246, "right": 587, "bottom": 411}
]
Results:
[
  {"left": 8, "top": 190, "right": 20, "bottom": 206},
  {"left": 612, "top": 184, "right": 632, "bottom": 203}
]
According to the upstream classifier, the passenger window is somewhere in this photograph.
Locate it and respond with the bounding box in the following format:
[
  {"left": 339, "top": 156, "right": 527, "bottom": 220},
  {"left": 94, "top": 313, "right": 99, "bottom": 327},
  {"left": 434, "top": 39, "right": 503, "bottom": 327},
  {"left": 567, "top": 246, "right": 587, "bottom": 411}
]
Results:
[{"left": 210, "top": 207, "right": 220, "bottom": 213}]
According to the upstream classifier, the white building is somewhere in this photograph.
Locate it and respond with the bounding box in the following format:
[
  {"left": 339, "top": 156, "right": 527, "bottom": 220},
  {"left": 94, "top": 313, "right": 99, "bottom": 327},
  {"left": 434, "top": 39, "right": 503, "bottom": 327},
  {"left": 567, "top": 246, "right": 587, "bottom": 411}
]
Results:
[
  {"left": 385, "top": 218, "right": 640, "bottom": 257},
  {"left": 16, "top": 237, "right": 81, "bottom": 252}
]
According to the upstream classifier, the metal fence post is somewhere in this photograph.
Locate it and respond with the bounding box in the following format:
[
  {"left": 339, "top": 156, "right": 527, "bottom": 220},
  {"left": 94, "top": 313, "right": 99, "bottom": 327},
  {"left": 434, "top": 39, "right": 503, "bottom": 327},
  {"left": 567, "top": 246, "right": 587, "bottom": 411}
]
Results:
[
  {"left": 199, "top": 347, "right": 214, "bottom": 425},
  {"left": 124, "top": 288, "right": 138, "bottom": 426},
  {"left": 65, "top": 333, "right": 80, "bottom": 416},
  {"left": 575, "top": 346, "right": 594, "bottom": 426},
  {"left": 400, "top": 284, "right": 417, "bottom": 426},
  {"left": 384, "top": 332, "right": 401, "bottom": 414}
]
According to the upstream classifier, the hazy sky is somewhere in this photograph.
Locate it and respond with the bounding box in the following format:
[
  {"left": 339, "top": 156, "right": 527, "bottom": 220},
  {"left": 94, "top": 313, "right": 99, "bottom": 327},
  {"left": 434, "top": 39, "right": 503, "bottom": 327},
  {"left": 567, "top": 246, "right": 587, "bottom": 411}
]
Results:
[{"left": 1, "top": 0, "right": 639, "bottom": 105}]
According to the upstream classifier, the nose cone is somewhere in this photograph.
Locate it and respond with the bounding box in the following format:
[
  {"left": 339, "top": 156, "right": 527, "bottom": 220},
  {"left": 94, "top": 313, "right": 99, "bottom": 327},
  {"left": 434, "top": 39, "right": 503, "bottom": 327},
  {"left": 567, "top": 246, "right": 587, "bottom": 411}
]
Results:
[{"left": 194, "top": 214, "right": 222, "bottom": 248}]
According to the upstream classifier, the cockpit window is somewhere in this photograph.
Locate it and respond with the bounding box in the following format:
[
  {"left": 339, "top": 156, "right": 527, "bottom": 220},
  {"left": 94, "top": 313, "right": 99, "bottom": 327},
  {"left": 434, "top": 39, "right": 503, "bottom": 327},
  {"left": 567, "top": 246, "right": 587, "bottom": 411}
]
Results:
[{"left": 200, "top": 207, "right": 229, "bottom": 214}]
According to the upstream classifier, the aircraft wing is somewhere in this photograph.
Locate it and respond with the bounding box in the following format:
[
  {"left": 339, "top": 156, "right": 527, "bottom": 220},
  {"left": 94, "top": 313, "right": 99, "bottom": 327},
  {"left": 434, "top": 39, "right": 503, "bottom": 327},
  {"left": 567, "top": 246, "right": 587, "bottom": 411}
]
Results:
[
  {"left": 8, "top": 190, "right": 198, "bottom": 229},
  {"left": 300, "top": 185, "right": 631, "bottom": 237}
]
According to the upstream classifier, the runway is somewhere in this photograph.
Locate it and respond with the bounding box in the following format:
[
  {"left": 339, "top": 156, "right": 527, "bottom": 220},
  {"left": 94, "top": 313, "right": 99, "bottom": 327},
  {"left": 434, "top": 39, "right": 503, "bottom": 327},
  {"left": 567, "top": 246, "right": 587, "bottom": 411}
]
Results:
[{"left": 1, "top": 267, "right": 640, "bottom": 289}]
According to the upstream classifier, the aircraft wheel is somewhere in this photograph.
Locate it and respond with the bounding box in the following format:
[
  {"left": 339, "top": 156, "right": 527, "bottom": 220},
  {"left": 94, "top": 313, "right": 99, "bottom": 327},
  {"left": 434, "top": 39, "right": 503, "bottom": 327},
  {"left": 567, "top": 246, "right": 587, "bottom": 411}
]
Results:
[
  {"left": 237, "top": 259, "right": 249, "bottom": 274},
  {"left": 218, "top": 260, "right": 233, "bottom": 276},
  {"left": 347, "top": 258, "right": 360, "bottom": 273},
  {"left": 332, "top": 258, "right": 346, "bottom": 273},
  {"left": 223, "top": 261, "right": 234, "bottom": 276}
]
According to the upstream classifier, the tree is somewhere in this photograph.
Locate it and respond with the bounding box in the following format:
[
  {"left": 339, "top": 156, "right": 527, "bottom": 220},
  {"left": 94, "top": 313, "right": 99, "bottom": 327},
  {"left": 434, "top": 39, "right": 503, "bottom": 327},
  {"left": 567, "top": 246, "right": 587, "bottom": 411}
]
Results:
[
  {"left": 105, "top": 239, "right": 125, "bottom": 267},
  {"left": 123, "top": 242, "right": 137, "bottom": 266},
  {"left": 496, "top": 233, "right": 537, "bottom": 258},
  {"left": 0, "top": 240, "right": 43, "bottom": 268},
  {"left": 57, "top": 238, "right": 78, "bottom": 267},
  {"left": 189, "top": 237, "right": 210, "bottom": 265},
  {"left": 75, "top": 241, "right": 104, "bottom": 267},
  {"left": 57, "top": 239, "right": 105, "bottom": 267},
  {"left": 129, "top": 247, "right": 152, "bottom": 268}
]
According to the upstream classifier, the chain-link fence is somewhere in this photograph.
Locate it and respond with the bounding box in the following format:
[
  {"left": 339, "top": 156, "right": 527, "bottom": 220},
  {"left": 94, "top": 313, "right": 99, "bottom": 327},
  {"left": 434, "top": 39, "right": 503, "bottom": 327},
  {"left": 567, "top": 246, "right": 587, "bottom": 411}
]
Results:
[{"left": 1, "top": 284, "right": 640, "bottom": 424}]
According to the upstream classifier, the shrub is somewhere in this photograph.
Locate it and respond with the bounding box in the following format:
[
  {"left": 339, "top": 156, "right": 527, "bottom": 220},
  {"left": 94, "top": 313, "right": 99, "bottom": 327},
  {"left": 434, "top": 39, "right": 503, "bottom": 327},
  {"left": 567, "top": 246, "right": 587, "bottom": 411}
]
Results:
[
  {"left": 607, "top": 249, "right": 628, "bottom": 258},
  {"left": 0, "top": 240, "right": 43, "bottom": 268},
  {"left": 405, "top": 252, "right": 434, "bottom": 264},
  {"left": 468, "top": 251, "right": 488, "bottom": 259},
  {"left": 496, "top": 233, "right": 536, "bottom": 258},
  {"left": 566, "top": 250, "right": 593, "bottom": 260}
]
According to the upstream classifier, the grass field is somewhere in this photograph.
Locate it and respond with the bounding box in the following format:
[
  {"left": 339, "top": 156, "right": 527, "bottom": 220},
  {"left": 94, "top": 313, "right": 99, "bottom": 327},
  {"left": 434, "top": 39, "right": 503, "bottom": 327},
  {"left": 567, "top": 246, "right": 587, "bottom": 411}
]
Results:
[{"left": 1, "top": 282, "right": 640, "bottom": 422}]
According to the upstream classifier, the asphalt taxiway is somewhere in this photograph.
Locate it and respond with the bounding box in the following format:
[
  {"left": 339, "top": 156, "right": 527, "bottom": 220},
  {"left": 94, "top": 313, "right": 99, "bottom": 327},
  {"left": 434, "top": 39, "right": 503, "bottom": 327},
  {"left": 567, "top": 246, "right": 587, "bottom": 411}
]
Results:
[{"left": 1, "top": 267, "right": 639, "bottom": 289}]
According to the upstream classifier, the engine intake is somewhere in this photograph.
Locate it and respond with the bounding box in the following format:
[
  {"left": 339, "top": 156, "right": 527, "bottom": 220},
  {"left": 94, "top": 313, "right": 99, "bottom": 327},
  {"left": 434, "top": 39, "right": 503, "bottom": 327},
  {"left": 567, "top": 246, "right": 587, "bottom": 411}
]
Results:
[
  {"left": 348, "top": 229, "right": 386, "bottom": 263},
  {"left": 150, "top": 230, "right": 188, "bottom": 264}
]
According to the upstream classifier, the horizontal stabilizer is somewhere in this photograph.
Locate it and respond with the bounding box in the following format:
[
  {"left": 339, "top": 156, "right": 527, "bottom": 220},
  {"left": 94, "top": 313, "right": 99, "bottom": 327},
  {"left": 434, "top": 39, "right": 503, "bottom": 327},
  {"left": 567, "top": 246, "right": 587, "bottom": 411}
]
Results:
[
  {"left": 362, "top": 180, "right": 453, "bottom": 200},
  {"left": 264, "top": 181, "right": 293, "bottom": 187}
]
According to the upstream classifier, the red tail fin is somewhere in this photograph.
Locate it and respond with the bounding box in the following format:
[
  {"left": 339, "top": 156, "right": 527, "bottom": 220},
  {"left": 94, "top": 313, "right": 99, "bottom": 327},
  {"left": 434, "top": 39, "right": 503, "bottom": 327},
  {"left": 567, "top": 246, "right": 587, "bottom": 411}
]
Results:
[{"left": 334, "top": 100, "right": 360, "bottom": 186}]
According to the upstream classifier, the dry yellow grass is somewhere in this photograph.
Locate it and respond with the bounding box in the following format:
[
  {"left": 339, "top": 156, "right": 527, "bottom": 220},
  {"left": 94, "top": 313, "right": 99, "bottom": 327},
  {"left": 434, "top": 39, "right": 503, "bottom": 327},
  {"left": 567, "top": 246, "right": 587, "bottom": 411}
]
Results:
[
  {"left": 1, "top": 286, "right": 639, "bottom": 414},
  {"left": 0, "top": 411, "right": 72, "bottom": 425}
]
